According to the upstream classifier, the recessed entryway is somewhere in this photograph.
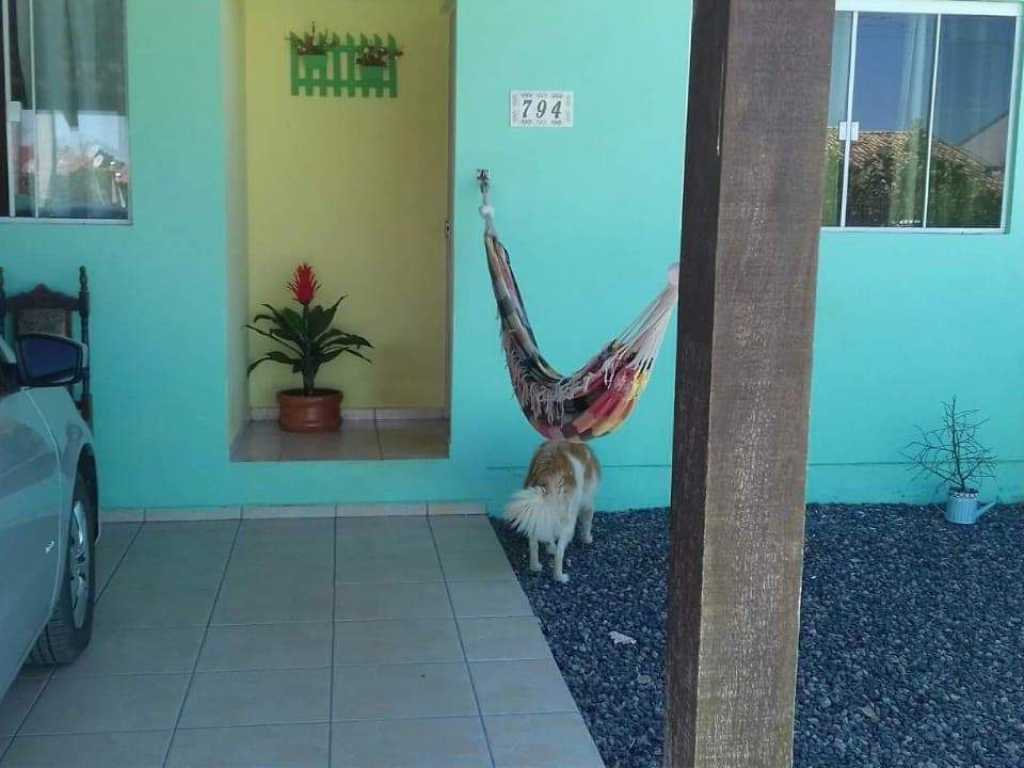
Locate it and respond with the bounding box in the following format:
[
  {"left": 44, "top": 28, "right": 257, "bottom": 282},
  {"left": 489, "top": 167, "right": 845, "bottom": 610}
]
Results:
[{"left": 234, "top": 0, "right": 455, "bottom": 453}]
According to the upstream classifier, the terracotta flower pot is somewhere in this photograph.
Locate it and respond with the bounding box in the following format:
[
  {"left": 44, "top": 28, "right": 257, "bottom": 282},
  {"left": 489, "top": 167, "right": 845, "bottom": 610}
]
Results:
[{"left": 277, "top": 389, "right": 343, "bottom": 433}]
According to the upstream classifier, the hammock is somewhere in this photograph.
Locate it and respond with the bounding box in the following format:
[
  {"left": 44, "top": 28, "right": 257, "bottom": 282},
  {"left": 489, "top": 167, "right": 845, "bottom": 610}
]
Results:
[{"left": 479, "top": 171, "right": 679, "bottom": 441}]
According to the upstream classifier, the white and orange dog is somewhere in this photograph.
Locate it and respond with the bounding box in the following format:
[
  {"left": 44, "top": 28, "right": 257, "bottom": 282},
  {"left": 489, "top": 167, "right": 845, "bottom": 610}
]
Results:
[{"left": 504, "top": 440, "right": 601, "bottom": 583}]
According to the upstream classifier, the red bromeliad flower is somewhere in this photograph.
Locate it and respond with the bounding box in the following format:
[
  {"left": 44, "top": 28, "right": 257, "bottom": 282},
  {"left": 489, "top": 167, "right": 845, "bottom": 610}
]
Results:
[{"left": 288, "top": 263, "right": 320, "bottom": 306}]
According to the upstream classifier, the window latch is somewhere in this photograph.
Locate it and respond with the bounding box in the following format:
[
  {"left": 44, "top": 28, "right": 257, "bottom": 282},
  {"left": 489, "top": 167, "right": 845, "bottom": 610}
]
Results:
[{"left": 839, "top": 120, "right": 860, "bottom": 142}]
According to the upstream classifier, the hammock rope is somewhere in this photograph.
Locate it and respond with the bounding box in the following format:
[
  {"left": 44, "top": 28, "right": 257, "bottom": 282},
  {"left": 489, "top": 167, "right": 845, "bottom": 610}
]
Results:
[{"left": 479, "top": 170, "right": 679, "bottom": 441}]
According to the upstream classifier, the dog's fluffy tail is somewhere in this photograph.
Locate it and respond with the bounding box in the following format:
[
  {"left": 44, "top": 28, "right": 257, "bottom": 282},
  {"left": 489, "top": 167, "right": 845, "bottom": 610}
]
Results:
[{"left": 504, "top": 487, "right": 560, "bottom": 543}]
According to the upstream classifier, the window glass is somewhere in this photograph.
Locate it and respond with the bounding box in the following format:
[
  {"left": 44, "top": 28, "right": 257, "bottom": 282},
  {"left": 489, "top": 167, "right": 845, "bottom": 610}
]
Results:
[
  {"left": 11, "top": 0, "right": 35, "bottom": 217},
  {"left": 823, "top": 12, "right": 854, "bottom": 226},
  {"left": 3, "top": 0, "right": 129, "bottom": 221},
  {"left": 846, "top": 13, "right": 937, "bottom": 228},
  {"left": 927, "top": 15, "right": 1016, "bottom": 228}
]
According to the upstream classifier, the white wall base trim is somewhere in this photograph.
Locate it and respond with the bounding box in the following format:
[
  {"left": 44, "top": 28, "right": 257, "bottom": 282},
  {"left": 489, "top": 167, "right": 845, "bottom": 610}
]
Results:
[
  {"left": 100, "top": 508, "right": 145, "bottom": 523},
  {"left": 101, "top": 502, "right": 486, "bottom": 523}
]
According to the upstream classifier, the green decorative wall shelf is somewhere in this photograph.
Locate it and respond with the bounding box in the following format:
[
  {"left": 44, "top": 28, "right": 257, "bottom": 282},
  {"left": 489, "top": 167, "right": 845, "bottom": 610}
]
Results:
[{"left": 288, "top": 26, "right": 402, "bottom": 99}]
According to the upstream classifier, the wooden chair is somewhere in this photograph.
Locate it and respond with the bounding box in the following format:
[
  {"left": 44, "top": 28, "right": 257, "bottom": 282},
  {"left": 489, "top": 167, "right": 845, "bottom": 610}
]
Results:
[{"left": 0, "top": 266, "right": 92, "bottom": 425}]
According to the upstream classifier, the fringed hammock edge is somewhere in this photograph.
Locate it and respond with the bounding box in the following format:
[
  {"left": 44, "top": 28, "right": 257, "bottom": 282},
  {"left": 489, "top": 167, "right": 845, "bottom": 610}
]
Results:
[{"left": 479, "top": 171, "right": 679, "bottom": 441}]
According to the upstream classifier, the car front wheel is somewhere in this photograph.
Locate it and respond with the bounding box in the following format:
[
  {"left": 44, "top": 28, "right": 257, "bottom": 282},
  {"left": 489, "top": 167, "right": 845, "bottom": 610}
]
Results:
[{"left": 29, "top": 474, "right": 96, "bottom": 665}]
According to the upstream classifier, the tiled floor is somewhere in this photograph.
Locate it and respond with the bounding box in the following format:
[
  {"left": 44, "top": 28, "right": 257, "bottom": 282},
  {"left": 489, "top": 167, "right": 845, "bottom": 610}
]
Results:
[
  {"left": 232, "top": 419, "right": 450, "bottom": 463},
  {"left": 0, "top": 516, "right": 604, "bottom": 768}
]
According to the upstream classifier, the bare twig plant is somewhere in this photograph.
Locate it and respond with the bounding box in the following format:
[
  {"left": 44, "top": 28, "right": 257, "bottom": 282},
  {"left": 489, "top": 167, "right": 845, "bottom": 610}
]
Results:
[{"left": 903, "top": 397, "right": 997, "bottom": 495}]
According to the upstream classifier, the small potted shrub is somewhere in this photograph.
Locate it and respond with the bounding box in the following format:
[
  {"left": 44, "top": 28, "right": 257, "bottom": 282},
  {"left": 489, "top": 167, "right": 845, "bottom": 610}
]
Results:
[
  {"left": 903, "top": 397, "right": 998, "bottom": 525},
  {"left": 247, "top": 264, "right": 372, "bottom": 433}
]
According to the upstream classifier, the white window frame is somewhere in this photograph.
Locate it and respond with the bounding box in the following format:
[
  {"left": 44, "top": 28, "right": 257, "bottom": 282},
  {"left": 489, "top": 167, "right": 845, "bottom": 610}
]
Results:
[
  {"left": 0, "top": 0, "right": 132, "bottom": 226},
  {"left": 825, "top": 0, "right": 1023, "bottom": 234}
]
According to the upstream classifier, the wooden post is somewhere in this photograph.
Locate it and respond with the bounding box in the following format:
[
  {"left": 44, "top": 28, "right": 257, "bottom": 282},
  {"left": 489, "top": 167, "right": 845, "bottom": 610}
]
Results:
[{"left": 666, "top": 1, "right": 835, "bottom": 766}]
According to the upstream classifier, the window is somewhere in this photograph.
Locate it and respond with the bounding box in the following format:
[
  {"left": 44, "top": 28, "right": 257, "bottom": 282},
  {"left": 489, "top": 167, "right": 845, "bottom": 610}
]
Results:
[
  {"left": 825, "top": 2, "right": 1020, "bottom": 231},
  {"left": 1, "top": 0, "right": 128, "bottom": 222}
]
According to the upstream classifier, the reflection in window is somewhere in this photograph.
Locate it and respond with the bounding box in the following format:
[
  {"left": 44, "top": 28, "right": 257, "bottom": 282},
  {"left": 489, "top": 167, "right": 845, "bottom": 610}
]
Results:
[
  {"left": 824, "top": 8, "right": 1018, "bottom": 230},
  {"left": 2, "top": 0, "right": 129, "bottom": 221},
  {"left": 928, "top": 16, "right": 1016, "bottom": 228},
  {"left": 847, "top": 13, "right": 936, "bottom": 228}
]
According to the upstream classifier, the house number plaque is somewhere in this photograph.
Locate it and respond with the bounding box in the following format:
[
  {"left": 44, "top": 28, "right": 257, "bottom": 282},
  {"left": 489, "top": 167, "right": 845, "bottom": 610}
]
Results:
[{"left": 510, "top": 91, "right": 574, "bottom": 128}]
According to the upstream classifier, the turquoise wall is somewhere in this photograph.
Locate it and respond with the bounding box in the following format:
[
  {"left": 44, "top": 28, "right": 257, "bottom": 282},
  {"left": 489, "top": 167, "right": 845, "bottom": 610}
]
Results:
[{"left": 0, "top": 0, "right": 1020, "bottom": 515}]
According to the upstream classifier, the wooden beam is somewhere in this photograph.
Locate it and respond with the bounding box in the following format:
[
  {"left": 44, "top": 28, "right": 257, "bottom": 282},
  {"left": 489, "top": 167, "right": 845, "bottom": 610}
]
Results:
[{"left": 666, "top": 1, "right": 835, "bottom": 766}]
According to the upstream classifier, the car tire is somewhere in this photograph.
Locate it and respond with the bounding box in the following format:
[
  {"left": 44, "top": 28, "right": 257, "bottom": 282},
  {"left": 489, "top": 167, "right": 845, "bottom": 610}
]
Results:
[{"left": 28, "top": 474, "right": 96, "bottom": 665}]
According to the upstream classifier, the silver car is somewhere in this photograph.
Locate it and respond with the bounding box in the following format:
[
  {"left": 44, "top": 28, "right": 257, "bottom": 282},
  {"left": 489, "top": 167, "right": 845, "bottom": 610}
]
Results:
[{"left": 0, "top": 334, "right": 98, "bottom": 699}]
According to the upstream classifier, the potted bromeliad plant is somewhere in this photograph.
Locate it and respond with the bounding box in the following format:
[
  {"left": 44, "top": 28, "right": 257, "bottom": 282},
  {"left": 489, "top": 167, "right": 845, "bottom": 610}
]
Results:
[
  {"left": 902, "top": 397, "right": 998, "bottom": 525},
  {"left": 247, "top": 264, "right": 372, "bottom": 433}
]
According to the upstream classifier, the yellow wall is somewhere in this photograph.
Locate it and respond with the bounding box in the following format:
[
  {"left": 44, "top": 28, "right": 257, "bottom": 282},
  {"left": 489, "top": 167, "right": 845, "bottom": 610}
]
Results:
[{"left": 245, "top": 0, "right": 450, "bottom": 409}]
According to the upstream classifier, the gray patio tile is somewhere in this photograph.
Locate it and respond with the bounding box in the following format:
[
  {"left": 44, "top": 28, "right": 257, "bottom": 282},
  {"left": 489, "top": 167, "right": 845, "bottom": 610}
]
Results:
[
  {"left": 486, "top": 713, "right": 605, "bottom": 768},
  {"left": 335, "top": 518, "right": 437, "bottom": 557},
  {"left": 378, "top": 424, "right": 449, "bottom": 460},
  {"left": 330, "top": 718, "right": 490, "bottom": 768},
  {"left": 179, "top": 669, "right": 331, "bottom": 728},
  {"left": 106, "top": 554, "right": 226, "bottom": 592},
  {"left": 55, "top": 627, "right": 204, "bottom": 677},
  {"left": 335, "top": 551, "right": 443, "bottom": 584},
  {"left": 470, "top": 660, "right": 578, "bottom": 716},
  {"left": 134, "top": 520, "right": 238, "bottom": 542},
  {"left": 237, "top": 517, "right": 335, "bottom": 540},
  {"left": 229, "top": 521, "right": 334, "bottom": 567},
  {"left": 224, "top": 554, "right": 334, "bottom": 584},
  {"left": 198, "top": 623, "right": 333, "bottom": 672},
  {"left": 336, "top": 516, "right": 432, "bottom": 542},
  {"left": 212, "top": 573, "right": 333, "bottom": 625},
  {"left": 433, "top": 526, "right": 506, "bottom": 558},
  {"left": 166, "top": 724, "right": 329, "bottom": 768},
  {"left": 0, "top": 730, "right": 172, "bottom": 768},
  {"left": 231, "top": 428, "right": 283, "bottom": 462},
  {"left": 448, "top": 580, "right": 534, "bottom": 619},
  {"left": 95, "top": 522, "right": 139, "bottom": 556},
  {"left": 0, "top": 678, "right": 48, "bottom": 738},
  {"left": 441, "top": 549, "right": 516, "bottom": 582},
  {"left": 20, "top": 674, "right": 189, "bottom": 735},
  {"left": 429, "top": 514, "right": 495, "bottom": 536},
  {"left": 333, "top": 620, "right": 462, "bottom": 664},
  {"left": 332, "top": 663, "right": 477, "bottom": 721},
  {"left": 94, "top": 553, "right": 123, "bottom": 597},
  {"left": 335, "top": 582, "right": 452, "bottom": 621},
  {"left": 459, "top": 617, "right": 553, "bottom": 662},
  {"left": 280, "top": 428, "right": 381, "bottom": 461},
  {"left": 95, "top": 586, "right": 217, "bottom": 629}
]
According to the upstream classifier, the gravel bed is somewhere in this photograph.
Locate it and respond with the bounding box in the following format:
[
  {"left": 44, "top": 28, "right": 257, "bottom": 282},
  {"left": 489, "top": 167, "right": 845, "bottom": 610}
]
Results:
[{"left": 492, "top": 504, "right": 1024, "bottom": 768}]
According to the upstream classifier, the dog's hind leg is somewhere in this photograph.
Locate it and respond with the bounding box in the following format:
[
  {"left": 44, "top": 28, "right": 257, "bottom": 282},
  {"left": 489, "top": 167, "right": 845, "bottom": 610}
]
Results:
[
  {"left": 578, "top": 505, "right": 595, "bottom": 545},
  {"left": 552, "top": 535, "right": 571, "bottom": 584},
  {"left": 528, "top": 537, "right": 542, "bottom": 573}
]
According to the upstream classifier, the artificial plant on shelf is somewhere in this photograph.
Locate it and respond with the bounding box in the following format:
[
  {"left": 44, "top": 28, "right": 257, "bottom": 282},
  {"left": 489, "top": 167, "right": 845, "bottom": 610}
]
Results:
[
  {"left": 247, "top": 264, "right": 372, "bottom": 433},
  {"left": 356, "top": 43, "right": 403, "bottom": 67},
  {"left": 287, "top": 23, "right": 340, "bottom": 57},
  {"left": 902, "top": 396, "right": 998, "bottom": 525}
]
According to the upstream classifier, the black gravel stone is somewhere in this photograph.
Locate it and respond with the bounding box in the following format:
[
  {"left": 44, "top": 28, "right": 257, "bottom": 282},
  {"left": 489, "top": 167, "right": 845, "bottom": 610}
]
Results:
[{"left": 492, "top": 504, "right": 1024, "bottom": 768}]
